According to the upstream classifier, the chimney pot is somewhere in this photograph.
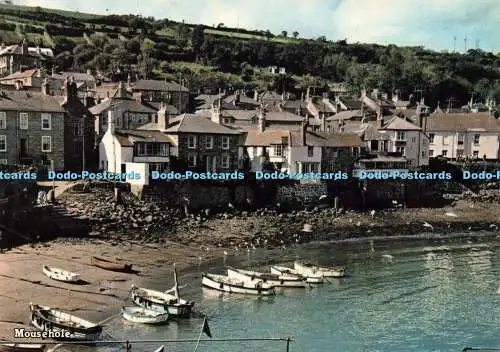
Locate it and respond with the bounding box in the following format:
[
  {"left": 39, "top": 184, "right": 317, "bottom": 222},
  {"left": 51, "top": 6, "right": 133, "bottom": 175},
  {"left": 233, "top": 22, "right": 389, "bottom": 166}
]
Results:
[
  {"left": 107, "top": 110, "right": 115, "bottom": 135},
  {"left": 258, "top": 105, "right": 266, "bottom": 133},
  {"left": 301, "top": 120, "right": 308, "bottom": 146}
]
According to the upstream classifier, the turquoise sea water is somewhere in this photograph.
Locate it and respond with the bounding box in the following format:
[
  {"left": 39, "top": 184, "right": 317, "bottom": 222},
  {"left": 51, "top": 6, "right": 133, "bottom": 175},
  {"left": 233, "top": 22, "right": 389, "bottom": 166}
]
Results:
[{"left": 96, "top": 233, "right": 500, "bottom": 352}]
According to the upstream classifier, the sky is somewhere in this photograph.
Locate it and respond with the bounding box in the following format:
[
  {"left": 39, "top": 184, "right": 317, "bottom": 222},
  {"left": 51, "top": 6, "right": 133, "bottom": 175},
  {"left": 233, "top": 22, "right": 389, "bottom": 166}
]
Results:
[{"left": 20, "top": 0, "right": 500, "bottom": 52}]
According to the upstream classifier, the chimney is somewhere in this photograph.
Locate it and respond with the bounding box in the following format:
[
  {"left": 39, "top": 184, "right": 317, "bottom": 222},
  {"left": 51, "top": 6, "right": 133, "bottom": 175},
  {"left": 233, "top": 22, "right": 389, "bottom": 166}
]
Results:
[
  {"left": 258, "top": 105, "right": 266, "bottom": 133},
  {"left": 281, "top": 91, "right": 285, "bottom": 101},
  {"left": 21, "top": 39, "right": 27, "bottom": 55},
  {"left": 392, "top": 90, "right": 399, "bottom": 103},
  {"left": 107, "top": 110, "right": 115, "bottom": 135},
  {"left": 321, "top": 113, "right": 327, "bottom": 132},
  {"left": 127, "top": 73, "right": 131, "bottom": 88},
  {"left": 254, "top": 89, "right": 259, "bottom": 101},
  {"left": 234, "top": 90, "right": 240, "bottom": 106},
  {"left": 376, "top": 106, "right": 382, "bottom": 129},
  {"left": 158, "top": 103, "right": 169, "bottom": 131},
  {"left": 306, "top": 87, "right": 310, "bottom": 101},
  {"left": 41, "top": 78, "right": 49, "bottom": 95},
  {"left": 211, "top": 99, "right": 222, "bottom": 124},
  {"left": 301, "top": 92, "right": 304, "bottom": 101},
  {"left": 64, "top": 77, "right": 70, "bottom": 100},
  {"left": 416, "top": 101, "right": 422, "bottom": 127},
  {"left": 301, "top": 120, "right": 308, "bottom": 146}
]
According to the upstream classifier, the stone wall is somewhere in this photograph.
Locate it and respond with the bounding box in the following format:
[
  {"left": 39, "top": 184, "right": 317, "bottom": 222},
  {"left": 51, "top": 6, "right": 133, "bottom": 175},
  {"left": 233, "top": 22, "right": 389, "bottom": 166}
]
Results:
[{"left": 276, "top": 181, "right": 328, "bottom": 205}]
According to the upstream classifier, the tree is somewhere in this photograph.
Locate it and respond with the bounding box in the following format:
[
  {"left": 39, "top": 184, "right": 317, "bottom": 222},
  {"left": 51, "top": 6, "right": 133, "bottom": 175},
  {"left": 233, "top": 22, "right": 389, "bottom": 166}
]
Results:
[
  {"left": 292, "top": 31, "right": 299, "bottom": 39},
  {"left": 281, "top": 30, "right": 287, "bottom": 38},
  {"left": 191, "top": 25, "right": 205, "bottom": 60}
]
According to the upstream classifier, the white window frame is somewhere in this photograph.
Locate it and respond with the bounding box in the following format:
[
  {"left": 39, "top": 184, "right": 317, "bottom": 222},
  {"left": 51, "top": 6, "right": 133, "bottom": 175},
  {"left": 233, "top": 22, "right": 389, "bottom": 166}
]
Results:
[
  {"left": 19, "top": 112, "right": 28, "bottom": 130},
  {"left": 396, "top": 146, "right": 405, "bottom": 156},
  {"left": 0, "top": 112, "right": 6, "bottom": 130},
  {"left": 429, "top": 149, "right": 434, "bottom": 157},
  {"left": 428, "top": 133, "right": 434, "bottom": 144},
  {"left": 41, "top": 136, "right": 51, "bottom": 152},
  {"left": 221, "top": 154, "right": 230, "bottom": 168},
  {"left": 187, "top": 154, "right": 197, "bottom": 167},
  {"left": 473, "top": 134, "right": 480, "bottom": 146},
  {"left": 473, "top": 150, "right": 479, "bottom": 158},
  {"left": 274, "top": 144, "right": 283, "bottom": 157},
  {"left": 41, "top": 113, "right": 51, "bottom": 130},
  {"left": 187, "top": 135, "right": 197, "bottom": 149},
  {"left": 396, "top": 131, "right": 406, "bottom": 141},
  {"left": 221, "top": 136, "right": 230, "bottom": 150},
  {"left": 205, "top": 136, "right": 213, "bottom": 150},
  {"left": 307, "top": 146, "right": 314, "bottom": 157},
  {"left": 442, "top": 150, "right": 448, "bottom": 157},
  {"left": 0, "top": 135, "right": 6, "bottom": 152}
]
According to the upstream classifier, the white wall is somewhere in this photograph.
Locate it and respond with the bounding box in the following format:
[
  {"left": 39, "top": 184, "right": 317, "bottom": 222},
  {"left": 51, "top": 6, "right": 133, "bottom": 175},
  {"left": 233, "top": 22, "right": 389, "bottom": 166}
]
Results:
[
  {"left": 428, "top": 131, "right": 500, "bottom": 159},
  {"left": 289, "top": 146, "right": 322, "bottom": 173},
  {"left": 386, "top": 130, "right": 429, "bottom": 167}
]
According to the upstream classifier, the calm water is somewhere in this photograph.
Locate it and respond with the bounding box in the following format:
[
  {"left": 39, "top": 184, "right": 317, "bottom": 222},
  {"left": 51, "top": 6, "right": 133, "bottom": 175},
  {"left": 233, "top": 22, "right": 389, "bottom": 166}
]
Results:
[{"left": 95, "top": 233, "right": 500, "bottom": 352}]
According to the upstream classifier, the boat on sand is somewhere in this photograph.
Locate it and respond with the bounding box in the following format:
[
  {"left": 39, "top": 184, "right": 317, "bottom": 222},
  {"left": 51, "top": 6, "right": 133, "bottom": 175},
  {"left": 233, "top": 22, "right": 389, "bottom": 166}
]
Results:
[
  {"left": 90, "top": 256, "right": 132, "bottom": 272},
  {"left": 227, "top": 268, "right": 306, "bottom": 288},
  {"left": 42, "top": 266, "right": 80, "bottom": 283},
  {"left": 201, "top": 273, "right": 275, "bottom": 295},
  {"left": 121, "top": 306, "right": 169, "bottom": 324}
]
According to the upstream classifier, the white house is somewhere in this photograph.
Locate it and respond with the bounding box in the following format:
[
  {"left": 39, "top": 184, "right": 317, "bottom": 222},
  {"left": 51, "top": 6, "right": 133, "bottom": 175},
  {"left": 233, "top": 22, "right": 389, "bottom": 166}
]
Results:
[{"left": 425, "top": 112, "right": 500, "bottom": 160}]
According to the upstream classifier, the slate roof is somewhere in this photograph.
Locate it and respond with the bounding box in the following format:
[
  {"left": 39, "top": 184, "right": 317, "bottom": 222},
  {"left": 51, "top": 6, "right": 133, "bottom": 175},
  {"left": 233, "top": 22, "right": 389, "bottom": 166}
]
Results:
[
  {"left": 133, "top": 79, "right": 189, "bottom": 92},
  {"left": 114, "top": 129, "right": 175, "bottom": 147},
  {"left": 327, "top": 110, "right": 363, "bottom": 121},
  {"left": 338, "top": 97, "right": 362, "bottom": 110},
  {"left": 88, "top": 98, "right": 157, "bottom": 115},
  {"left": 426, "top": 112, "right": 500, "bottom": 132},
  {"left": 165, "top": 114, "right": 242, "bottom": 134},
  {"left": 290, "top": 131, "right": 363, "bottom": 147},
  {"left": 381, "top": 116, "right": 422, "bottom": 131},
  {"left": 0, "top": 90, "right": 65, "bottom": 112},
  {"left": 244, "top": 130, "right": 290, "bottom": 146}
]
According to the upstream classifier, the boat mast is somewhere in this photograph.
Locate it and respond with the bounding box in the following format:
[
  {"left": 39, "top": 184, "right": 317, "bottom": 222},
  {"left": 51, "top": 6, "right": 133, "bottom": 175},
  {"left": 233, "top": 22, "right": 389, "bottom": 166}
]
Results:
[{"left": 173, "top": 267, "right": 180, "bottom": 300}]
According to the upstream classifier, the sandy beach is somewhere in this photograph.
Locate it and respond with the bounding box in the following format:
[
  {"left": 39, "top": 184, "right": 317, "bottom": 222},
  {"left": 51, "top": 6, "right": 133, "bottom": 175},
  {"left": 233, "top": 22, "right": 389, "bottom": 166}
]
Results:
[{"left": 0, "top": 239, "right": 225, "bottom": 342}]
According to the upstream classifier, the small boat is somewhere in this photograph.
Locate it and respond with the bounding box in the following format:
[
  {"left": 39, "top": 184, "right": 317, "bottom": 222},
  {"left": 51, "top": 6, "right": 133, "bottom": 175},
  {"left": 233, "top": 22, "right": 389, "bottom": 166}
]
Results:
[
  {"left": 294, "top": 261, "right": 345, "bottom": 278},
  {"left": 121, "top": 306, "right": 169, "bottom": 324},
  {"left": 29, "top": 304, "right": 102, "bottom": 341},
  {"left": 201, "top": 273, "right": 275, "bottom": 295},
  {"left": 0, "top": 343, "right": 45, "bottom": 352},
  {"left": 131, "top": 267, "right": 193, "bottom": 318},
  {"left": 270, "top": 265, "right": 324, "bottom": 283},
  {"left": 227, "top": 268, "right": 306, "bottom": 288},
  {"left": 42, "top": 266, "right": 80, "bottom": 283},
  {"left": 91, "top": 256, "right": 132, "bottom": 272},
  {"left": 152, "top": 346, "right": 164, "bottom": 352}
]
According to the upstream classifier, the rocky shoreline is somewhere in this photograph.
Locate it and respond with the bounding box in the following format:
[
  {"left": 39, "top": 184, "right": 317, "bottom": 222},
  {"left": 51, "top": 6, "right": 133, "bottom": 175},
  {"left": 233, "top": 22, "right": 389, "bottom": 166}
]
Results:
[{"left": 54, "top": 184, "right": 500, "bottom": 250}]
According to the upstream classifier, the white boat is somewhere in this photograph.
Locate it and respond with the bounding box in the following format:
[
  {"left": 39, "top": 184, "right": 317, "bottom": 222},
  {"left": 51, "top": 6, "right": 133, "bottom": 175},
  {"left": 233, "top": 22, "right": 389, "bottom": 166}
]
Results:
[
  {"left": 29, "top": 303, "right": 102, "bottom": 341},
  {"left": 42, "top": 266, "right": 80, "bottom": 283},
  {"left": 121, "top": 306, "right": 169, "bottom": 324},
  {"left": 227, "top": 268, "right": 306, "bottom": 288},
  {"left": 201, "top": 273, "right": 275, "bottom": 295},
  {"left": 270, "top": 265, "right": 324, "bottom": 283},
  {"left": 152, "top": 346, "right": 164, "bottom": 352},
  {"left": 0, "top": 343, "right": 45, "bottom": 352},
  {"left": 294, "top": 261, "right": 345, "bottom": 278}
]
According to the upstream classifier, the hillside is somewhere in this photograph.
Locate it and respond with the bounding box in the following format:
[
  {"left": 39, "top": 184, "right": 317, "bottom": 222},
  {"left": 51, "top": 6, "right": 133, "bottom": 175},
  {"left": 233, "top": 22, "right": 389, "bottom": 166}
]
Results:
[{"left": 1, "top": 3, "right": 500, "bottom": 106}]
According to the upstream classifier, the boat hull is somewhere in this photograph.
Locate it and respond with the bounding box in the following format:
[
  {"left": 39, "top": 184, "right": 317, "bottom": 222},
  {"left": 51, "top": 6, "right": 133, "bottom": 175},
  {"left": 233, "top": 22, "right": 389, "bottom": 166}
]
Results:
[
  {"left": 270, "top": 266, "right": 324, "bottom": 283},
  {"left": 294, "top": 261, "right": 345, "bottom": 278},
  {"left": 121, "top": 307, "right": 169, "bottom": 324},
  {"left": 227, "top": 268, "right": 306, "bottom": 288},
  {"left": 30, "top": 304, "right": 101, "bottom": 341},
  {"left": 0, "top": 344, "right": 45, "bottom": 352},
  {"left": 131, "top": 288, "right": 193, "bottom": 318},
  {"left": 42, "top": 266, "right": 80, "bottom": 283},
  {"left": 201, "top": 273, "right": 275, "bottom": 295},
  {"left": 91, "top": 257, "right": 132, "bottom": 272}
]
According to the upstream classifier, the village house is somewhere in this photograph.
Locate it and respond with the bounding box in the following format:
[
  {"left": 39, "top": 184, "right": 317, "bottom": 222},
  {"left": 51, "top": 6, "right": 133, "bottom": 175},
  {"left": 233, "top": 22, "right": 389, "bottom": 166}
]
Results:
[
  {"left": 0, "top": 40, "right": 53, "bottom": 76},
  {"left": 0, "top": 77, "right": 94, "bottom": 170},
  {"left": 131, "top": 79, "right": 189, "bottom": 113},
  {"left": 425, "top": 111, "right": 500, "bottom": 160},
  {"left": 90, "top": 81, "right": 158, "bottom": 137}
]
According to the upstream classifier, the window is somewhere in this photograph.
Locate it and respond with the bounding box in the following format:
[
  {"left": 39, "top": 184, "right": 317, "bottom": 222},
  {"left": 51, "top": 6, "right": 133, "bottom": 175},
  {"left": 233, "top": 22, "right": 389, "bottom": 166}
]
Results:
[
  {"left": 74, "top": 122, "right": 82, "bottom": 136},
  {"left": 396, "top": 131, "right": 406, "bottom": 141},
  {"left": 302, "top": 163, "right": 319, "bottom": 173},
  {"left": 396, "top": 146, "right": 405, "bottom": 156},
  {"left": 222, "top": 136, "right": 230, "bottom": 150},
  {"left": 457, "top": 133, "right": 465, "bottom": 145},
  {"left": 0, "top": 135, "right": 6, "bottom": 152},
  {"left": 19, "top": 112, "right": 28, "bottom": 130},
  {"left": 187, "top": 135, "right": 197, "bottom": 149},
  {"left": 307, "top": 146, "right": 314, "bottom": 157},
  {"left": 473, "top": 151, "right": 479, "bottom": 158},
  {"left": 0, "top": 159, "right": 7, "bottom": 165},
  {"left": 223, "top": 118, "right": 231, "bottom": 124},
  {"left": 442, "top": 150, "right": 448, "bottom": 157},
  {"left": 187, "top": 154, "right": 197, "bottom": 167},
  {"left": 221, "top": 154, "right": 230, "bottom": 168},
  {"left": 473, "top": 134, "right": 480, "bottom": 146},
  {"left": 41, "top": 136, "right": 51, "bottom": 152},
  {"left": 274, "top": 144, "right": 283, "bottom": 157},
  {"left": 136, "top": 143, "right": 169, "bottom": 156},
  {"left": 253, "top": 147, "right": 258, "bottom": 156},
  {"left": 429, "top": 150, "right": 434, "bottom": 157},
  {"left": 411, "top": 137, "right": 416, "bottom": 143},
  {"left": 457, "top": 150, "right": 464, "bottom": 158},
  {"left": 429, "top": 133, "right": 435, "bottom": 143},
  {"left": 0, "top": 112, "right": 6, "bottom": 129},
  {"left": 205, "top": 136, "right": 213, "bottom": 149},
  {"left": 421, "top": 150, "right": 426, "bottom": 158},
  {"left": 41, "top": 113, "right": 51, "bottom": 130}
]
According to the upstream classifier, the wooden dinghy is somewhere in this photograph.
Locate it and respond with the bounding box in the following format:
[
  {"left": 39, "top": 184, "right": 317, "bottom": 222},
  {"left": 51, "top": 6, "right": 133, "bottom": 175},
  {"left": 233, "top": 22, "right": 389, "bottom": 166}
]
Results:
[
  {"left": 42, "top": 266, "right": 80, "bottom": 283},
  {"left": 294, "top": 261, "right": 345, "bottom": 278},
  {"left": 121, "top": 306, "right": 169, "bottom": 324},
  {"left": 227, "top": 268, "right": 306, "bottom": 288},
  {"left": 201, "top": 273, "right": 275, "bottom": 295},
  {"left": 91, "top": 256, "right": 132, "bottom": 272},
  {"left": 0, "top": 343, "right": 45, "bottom": 352},
  {"left": 270, "top": 265, "right": 324, "bottom": 283},
  {"left": 29, "top": 304, "right": 102, "bottom": 341},
  {"left": 131, "top": 268, "right": 193, "bottom": 318}
]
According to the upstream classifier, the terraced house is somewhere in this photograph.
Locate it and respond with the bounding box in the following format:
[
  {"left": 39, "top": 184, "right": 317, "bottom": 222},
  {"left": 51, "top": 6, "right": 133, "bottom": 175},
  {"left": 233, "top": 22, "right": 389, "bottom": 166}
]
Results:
[{"left": 0, "top": 77, "right": 94, "bottom": 170}]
